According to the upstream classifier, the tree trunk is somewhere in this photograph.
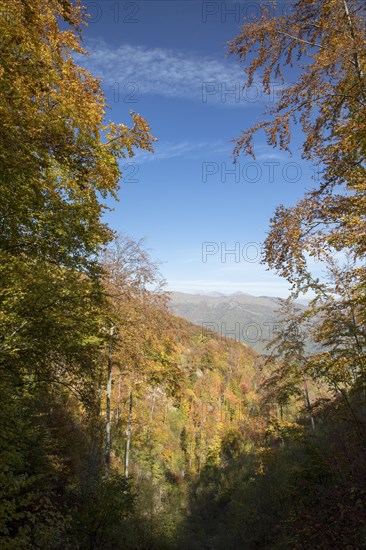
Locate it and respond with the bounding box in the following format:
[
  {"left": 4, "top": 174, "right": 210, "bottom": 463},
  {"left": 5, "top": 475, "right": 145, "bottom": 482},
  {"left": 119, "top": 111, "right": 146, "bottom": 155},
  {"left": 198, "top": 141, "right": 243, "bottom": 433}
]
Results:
[
  {"left": 105, "top": 325, "right": 115, "bottom": 477},
  {"left": 116, "top": 375, "right": 121, "bottom": 423},
  {"left": 342, "top": 0, "right": 365, "bottom": 86},
  {"left": 146, "top": 387, "right": 157, "bottom": 444},
  {"left": 125, "top": 387, "right": 133, "bottom": 478},
  {"left": 303, "top": 375, "right": 315, "bottom": 431}
]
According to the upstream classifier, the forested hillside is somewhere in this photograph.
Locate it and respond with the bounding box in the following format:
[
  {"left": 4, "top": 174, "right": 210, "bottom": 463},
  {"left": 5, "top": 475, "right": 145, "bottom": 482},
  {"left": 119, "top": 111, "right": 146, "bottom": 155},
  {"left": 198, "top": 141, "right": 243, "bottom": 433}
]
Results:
[
  {"left": 169, "top": 291, "right": 282, "bottom": 353},
  {"left": 1, "top": 1, "right": 366, "bottom": 549}
]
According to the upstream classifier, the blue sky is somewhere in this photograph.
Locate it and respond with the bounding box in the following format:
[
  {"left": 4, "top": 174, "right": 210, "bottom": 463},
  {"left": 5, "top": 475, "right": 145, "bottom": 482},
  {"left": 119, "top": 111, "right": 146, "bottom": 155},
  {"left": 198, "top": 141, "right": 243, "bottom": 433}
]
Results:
[{"left": 79, "top": 0, "right": 320, "bottom": 297}]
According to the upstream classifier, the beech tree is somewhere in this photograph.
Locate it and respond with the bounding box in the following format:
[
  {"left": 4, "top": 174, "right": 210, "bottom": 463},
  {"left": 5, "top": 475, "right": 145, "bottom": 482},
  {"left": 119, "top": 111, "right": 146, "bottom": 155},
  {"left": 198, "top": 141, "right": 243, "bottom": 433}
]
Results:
[
  {"left": 0, "top": 2, "right": 155, "bottom": 542},
  {"left": 0, "top": 0, "right": 156, "bottom": 401},
  {"left": 230, "top": 0, "right": 366, "bottom": 295},
  {"left": 305, "top": 257, "right": 366, "bottom": 390},
  {"left": 261, "top": 298, "right": 316, "bottom": 429},
  {"left": 0, "top": 0, "right": 154, "bottom": 272},
  {"left": 101, "top": 235, "right": 173, "bottom": 477},
  {"left": 0, "top": 0, "right": 155, "bottom": 372},
  {"left": 230, "top": 2, "right": 366, "bottom": 399}
]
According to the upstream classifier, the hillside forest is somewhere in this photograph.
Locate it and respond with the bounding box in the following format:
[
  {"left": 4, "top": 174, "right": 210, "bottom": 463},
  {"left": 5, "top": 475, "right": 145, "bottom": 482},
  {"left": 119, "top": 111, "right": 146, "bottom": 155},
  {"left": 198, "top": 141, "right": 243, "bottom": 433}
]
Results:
[{"left": 1, "top": 1, "right": 366, "bottom": 548}]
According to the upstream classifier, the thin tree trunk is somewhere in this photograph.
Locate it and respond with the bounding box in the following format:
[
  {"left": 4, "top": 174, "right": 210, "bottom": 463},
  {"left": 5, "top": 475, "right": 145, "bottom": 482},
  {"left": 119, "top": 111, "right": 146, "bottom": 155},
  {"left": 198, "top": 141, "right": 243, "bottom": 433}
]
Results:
[
  {"left": 303, "top": 375, "right": 315, "bottom": 431},
  {"left": 97, "top": 350, "right": 104, "bottom": 417},
  {"left": 146, "top": 387, "right": 157, "bottom": 444},
  {"left": 342, "top": 0, "right": 365, "bottom": 87},
  {"left": 105, "top": 325, "right": 115, "bottom": 477},
  {"left": 125, "top": 387, "right": 133, "bottom": 478},
  {"left": 90, "top": 352, "right": 104, "bottom": 473},
  {"left": 116, "top": 375, "right": 121, "bottom": 423}
]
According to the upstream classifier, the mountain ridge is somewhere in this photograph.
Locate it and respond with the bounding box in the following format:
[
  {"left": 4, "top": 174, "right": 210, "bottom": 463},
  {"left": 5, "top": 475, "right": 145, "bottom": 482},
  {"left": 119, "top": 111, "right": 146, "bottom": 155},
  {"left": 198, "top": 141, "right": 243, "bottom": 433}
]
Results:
[{"left": 168, "top": 291, "right": 289, "bottom": 354}]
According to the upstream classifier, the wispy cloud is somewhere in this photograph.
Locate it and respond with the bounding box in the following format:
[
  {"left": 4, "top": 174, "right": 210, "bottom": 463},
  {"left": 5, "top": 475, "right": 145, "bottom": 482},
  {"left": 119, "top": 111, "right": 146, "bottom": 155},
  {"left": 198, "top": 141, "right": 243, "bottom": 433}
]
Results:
[
  {"left": 256, "top": 152, "right": 285, "bottom": 161},
  {"left": 124, "top": 140, "right": 284, "bottom": 165},
  {"left": 130, "top": 139, "right": 231, "bottom": 164},
  {"left": 78, "top": 40, "right": 276, "bottom": 106}
]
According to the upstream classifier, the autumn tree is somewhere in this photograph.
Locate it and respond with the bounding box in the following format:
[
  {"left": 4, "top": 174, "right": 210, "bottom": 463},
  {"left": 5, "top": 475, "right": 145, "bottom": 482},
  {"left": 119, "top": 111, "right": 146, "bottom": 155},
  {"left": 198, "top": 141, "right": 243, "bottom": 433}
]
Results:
[
  {"left": 302, "top": 257, "right": 366, "bottom": 387},
  {"left": 261, "top": 298, "right": 316, "bottom": 429},
  {"left": 0, "top": 0, "right": 154, "bottom": 272},
  {"left": 0, "top": 0, "right": 155, "bottom": 367},
  {"left": 0, "top": 1, "right": 154, "bottom": 545},
  {"left": 101, "top": 235, "right": 176, "bottom": 477},
  {"left": 230, "top": 1, "right": 366, "bottom": 397},
  {"left": 0, "top": 0, "right": 155, "bottom": 419},
  {"left": 230, "top": 0, "right": 366, "bottom": 295}
]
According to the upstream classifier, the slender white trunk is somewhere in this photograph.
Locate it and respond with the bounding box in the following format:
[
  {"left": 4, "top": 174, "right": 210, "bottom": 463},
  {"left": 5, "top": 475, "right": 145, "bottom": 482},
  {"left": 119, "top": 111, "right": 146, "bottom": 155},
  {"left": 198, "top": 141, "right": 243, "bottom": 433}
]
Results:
[
  {"left": 146, "top": 387, "right": 157, "bottom": 443},
  {"left": 105, "top": 325, "right": 115, "bottom": 477},
  {"left": 125, "top": 387, "right": 133, "bottom": 478},
  {"left": 97, "top": 351, "right": 104, "bottom": 417},
  {"left": 342, "top": 0, "right": 365, "bottom": 84},
  {"left": 116, "top": 376, "right": 121, "bottom": 423}
]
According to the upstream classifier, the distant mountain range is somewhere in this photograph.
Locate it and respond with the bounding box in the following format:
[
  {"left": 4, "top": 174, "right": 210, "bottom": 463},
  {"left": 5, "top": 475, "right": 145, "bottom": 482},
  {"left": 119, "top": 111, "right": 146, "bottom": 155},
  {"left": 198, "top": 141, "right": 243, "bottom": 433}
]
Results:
[
  {"left": 168, "top": 291, "right": 289, "bottom": 354},
  {"left": 182, "top": 290, "right": 257, "bottom": 298}
]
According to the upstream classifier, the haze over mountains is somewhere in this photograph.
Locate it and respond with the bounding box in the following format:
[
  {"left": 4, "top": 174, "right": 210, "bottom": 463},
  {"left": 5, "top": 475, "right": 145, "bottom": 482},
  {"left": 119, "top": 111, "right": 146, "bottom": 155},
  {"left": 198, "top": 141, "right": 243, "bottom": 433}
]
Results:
[{"left": 168, "top": 291, "right": 289, "bottom": 354}]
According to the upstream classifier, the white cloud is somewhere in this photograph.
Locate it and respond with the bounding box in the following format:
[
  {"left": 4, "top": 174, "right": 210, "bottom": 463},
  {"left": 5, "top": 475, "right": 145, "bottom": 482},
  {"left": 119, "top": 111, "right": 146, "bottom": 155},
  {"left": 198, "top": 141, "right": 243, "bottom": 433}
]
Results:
[
  {"left": 123, "top": 140, "right": 284, "bottom": 165},
  {"left": 256, "top": 152, "right": 285, "bottom": 161},
  {"left": 77, "top": 40, "right": 277, "bottom": 106},
  {"left": 130, "top": 139, "right": 230, "bottom": 164}
]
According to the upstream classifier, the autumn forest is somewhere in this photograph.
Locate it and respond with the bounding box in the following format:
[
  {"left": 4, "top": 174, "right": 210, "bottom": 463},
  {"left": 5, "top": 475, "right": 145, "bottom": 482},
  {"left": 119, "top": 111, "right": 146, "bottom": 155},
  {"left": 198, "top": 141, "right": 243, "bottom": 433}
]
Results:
[{"left": 1, "top": 1, "right": 366, "bottom": 549}]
